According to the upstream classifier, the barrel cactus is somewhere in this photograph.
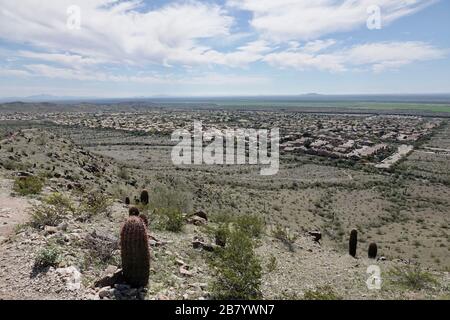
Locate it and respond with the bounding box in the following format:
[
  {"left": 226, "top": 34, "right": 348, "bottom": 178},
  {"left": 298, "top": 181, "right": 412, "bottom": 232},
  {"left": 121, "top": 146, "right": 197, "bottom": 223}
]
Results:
[
  {"left": 349, "top": 229, "right": 358, "bottom": 257},
  {"left": 120, "top": 216, "right": 150, "bottom": 287},
  {"left": 140, "top": 189, "right": 149, "bottom": 205},
  {"left": 368, "top": 242, "right": 378, "bottom": 259},
  {"left": 129, "top": 206, "right": 140, "bottom": 216}
]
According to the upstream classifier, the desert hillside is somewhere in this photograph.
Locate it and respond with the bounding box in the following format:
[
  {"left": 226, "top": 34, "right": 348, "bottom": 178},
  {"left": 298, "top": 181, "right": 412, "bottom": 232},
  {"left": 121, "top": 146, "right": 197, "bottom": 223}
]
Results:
[{"left": 0, "top": 128, "right": 448, "bottom": 300}]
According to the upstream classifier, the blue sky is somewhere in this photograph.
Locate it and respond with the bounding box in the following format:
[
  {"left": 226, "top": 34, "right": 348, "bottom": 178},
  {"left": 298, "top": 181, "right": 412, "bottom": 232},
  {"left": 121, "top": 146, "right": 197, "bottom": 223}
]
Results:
[{"left": 0, "top": 0, "right": 449, "bottom": 98}]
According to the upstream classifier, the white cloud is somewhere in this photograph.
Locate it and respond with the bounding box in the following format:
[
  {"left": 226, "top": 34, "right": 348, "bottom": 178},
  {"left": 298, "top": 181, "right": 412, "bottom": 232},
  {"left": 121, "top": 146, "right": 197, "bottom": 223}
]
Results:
[
  {"left": 0, "top": 0, "right": 236, "bottom": 67},
  {"left": 20, "top": 63, "right": 268, "bottom": 86},
  {"left": 0, "top": 0, "right": 446, "bottom": 84},
  {"left": 264, "top": 41, "right": 445, "bottom": 72},
  {"left": 227, "top": 0, "right": 437, "bottom": 41}
]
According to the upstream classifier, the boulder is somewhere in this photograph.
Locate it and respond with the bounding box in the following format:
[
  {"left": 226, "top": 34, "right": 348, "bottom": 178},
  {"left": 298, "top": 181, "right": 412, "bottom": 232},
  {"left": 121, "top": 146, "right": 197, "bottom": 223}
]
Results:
[
  {"left": 44, "top": 226, "right": 58, "bottom": 235},
  {"left": 193, "top": 210, "right": 208, "bottom": 221},
  {"left": 56, "top": 266, "right": 82, "bottom": 291},
  {"left": 188, "top": 215, "right": 207, "bottom": 226},
  {"left": 308, "top": 231, "right": 322, "bottom": 242}
]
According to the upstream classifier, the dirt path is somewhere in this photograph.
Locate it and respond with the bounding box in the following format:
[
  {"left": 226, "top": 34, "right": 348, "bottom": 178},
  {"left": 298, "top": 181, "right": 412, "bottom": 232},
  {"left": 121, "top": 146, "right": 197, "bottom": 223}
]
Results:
[{"left": 0, "top": 176, "right": 32, "bottom": 243}]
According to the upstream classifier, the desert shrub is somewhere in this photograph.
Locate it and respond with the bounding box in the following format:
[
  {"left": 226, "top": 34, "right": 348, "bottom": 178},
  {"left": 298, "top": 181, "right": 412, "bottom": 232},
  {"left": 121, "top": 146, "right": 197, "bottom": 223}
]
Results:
[
  {"left": 79, "top": 190, "right": 112, "bottom": 220},
  {"left": 214, "top": 223, "right": 230, "bottom": 247},
  {"left": 34, "top": 243, "right": 61, "bottom": 268},
  {"left": 83, "top": 231, "right": 119, "bottom": 267},
  {"left": 266, "top": 255, "right": 277, "bottom": 273},
  {"left": 155, "top": 208, "right": 184, "bottom": 232},
  {"left": 13, "top": 176, "right": 43, "bottom": 195},
  {"left": 271, "top": 224, "right": 297, "bottom": 252},
  {"left": 235, "top": 214, "right": 265, "bottom": 238},
  {"left": 29, "top": 203, "right": 66, "bottom": 228},
  {"left": 388, "top": 265, "right": 438, "bottom": 290},
  {"left": 303, "top": 285, "right": 342, "bottom": 300},
  {"left": 150, "top": 185, "right": 193, "bottom": 213},
  {"left": 117, "top": 166, "right": 130, "bottom": 180},
  {"left": 44, "top": 192, "right": 76, "bottom": 215},
  {"left": 209, "top": 229, "right": 262, "bottom": 300}
]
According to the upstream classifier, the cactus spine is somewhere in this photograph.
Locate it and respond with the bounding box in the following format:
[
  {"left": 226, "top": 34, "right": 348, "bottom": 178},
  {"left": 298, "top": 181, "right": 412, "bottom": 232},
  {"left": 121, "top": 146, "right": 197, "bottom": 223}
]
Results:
[
  {"left": 140, "top": 189, "right": 149, "bottom": 205},
  {"left": 368, "top": 242, "right": 377, "bottom": 259},
  {"left": 349, "top": 229, "right": 358, "bottom": 257},
  {"left": 120, "top": 216, "right": 150, "bottom": 287}
]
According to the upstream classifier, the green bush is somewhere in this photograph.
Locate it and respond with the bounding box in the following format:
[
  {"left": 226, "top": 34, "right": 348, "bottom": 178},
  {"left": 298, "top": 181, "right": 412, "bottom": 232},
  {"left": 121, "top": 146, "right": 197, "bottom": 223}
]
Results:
[
  {"left": 214, "top": 223, "right": 230, "bottom": 246},
  {"left": 35, "top": 243, "right": 61, "bottom": 268},
  {"left": 29, "top": 203, "right": 66, "bottom": 228},
  {"left": 271, "top": 224, "right": 297, "bottom": 252},
  {"left": 44, "top": 192, "right": 76, "bottom": 215},
  {"left": 303, "top": 285, "right": 342, "bottom": 300},
  {"left": 79, "top": 190, "right": 112, "bottom": 220},
  {"left": 150, "top": 186, "right": 192, "bottom": 213},
  {"left": 388, "top": 265, "right": 438, "bottom": 290},
  {"left": 156, "top": 208, "right": 184, "bottom": 232},
  {"left": 210, "top": 229, "right": 262, "bottom": 300},
  {"left": 235, "top": 215, "right": 265, "bottom": 238},
  {"left": 13, "top": 176, "right": 43, "bottom": 196}
]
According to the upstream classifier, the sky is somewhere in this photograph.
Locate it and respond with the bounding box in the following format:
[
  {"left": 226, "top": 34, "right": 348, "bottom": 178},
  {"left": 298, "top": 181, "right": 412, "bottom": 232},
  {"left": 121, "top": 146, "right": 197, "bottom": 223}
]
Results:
[{"left": 0, "top": 0, "right": 449, "bottom": 98}]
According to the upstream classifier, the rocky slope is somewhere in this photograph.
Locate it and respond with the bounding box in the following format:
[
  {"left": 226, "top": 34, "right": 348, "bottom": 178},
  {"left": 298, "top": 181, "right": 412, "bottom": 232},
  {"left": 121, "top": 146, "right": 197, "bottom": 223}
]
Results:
[{"left": 0, "top": 129, "right": 448, "bottom": 300}]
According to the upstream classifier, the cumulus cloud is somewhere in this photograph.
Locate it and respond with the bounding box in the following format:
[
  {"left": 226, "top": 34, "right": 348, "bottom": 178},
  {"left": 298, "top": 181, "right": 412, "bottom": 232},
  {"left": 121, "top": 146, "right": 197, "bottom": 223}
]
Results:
[
  {"left": 0, "top": 0, "right": 445, "bottom": 83},
  {"left": 227, "top": 0, "right": 437, "bottom": 41},
  {"left": 0, "top": 0, "right": 236, "bottom": 67}
]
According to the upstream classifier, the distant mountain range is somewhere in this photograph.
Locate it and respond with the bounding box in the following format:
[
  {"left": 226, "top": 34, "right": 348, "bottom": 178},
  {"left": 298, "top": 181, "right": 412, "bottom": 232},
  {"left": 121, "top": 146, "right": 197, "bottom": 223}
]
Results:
[{"left": 1, "top": 93, "right": 450, "bottom": 104}]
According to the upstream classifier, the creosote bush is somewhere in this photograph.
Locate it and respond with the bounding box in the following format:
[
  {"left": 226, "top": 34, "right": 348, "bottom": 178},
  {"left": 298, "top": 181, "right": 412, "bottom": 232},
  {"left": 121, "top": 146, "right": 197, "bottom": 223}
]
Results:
[
  {"left": 209, "top": 229, "right": 262, "bottom": 300},
  {"left": 271, "top": 224, "right": 297, "bottom": 252},
  {"left": 235, "top": 214, "right": 265, "bottom": 238},
  {"left": 13, "top": 176, "right": 43, "bottom": 196},
  {"left": 388, "top": 265, "right": 438, "bottom": 290},
  {"left": 303, "top": 285, "right": 343, "bottom": 300},
  {"left": 44, "top": 192, "right": 76, "bottom": 215},
  {"left": 150, "top": 185, "right": 192, "bottom": 213},
  {"left": 79, "top": 190, "right": 112, "bottom": 220},
  {"left": 155, "top": 207, "right": 184, "bottom": 232},
  {"left": 35, "top": 243, "right": 61, "bottom": 268}
]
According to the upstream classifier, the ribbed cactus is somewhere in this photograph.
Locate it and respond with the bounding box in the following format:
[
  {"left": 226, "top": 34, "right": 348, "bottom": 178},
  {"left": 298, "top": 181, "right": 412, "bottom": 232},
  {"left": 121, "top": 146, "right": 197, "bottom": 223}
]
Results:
[
  {"left": 349, "top": 229, "right": 358, "bottom": 257},
  {"left": 368, "top": 242, "right": 377, "bottom": 259},
  {"left": 120, "top": 216, "right": 150, "bottom": 287},
  {"left": 129, "top": 206, "right": 140, "bottom": 216},
  {"left": 139, "top": 213, "right": 149, "bottom": 227},
  {"left": 128, "top": 206, "right": 148, "bottom": 226},
  {"left": 140, "top": 189, "right": 149, "bottom": 205},
  {"left": 125, "top": 197, "right": 130, "bottom": 205}
]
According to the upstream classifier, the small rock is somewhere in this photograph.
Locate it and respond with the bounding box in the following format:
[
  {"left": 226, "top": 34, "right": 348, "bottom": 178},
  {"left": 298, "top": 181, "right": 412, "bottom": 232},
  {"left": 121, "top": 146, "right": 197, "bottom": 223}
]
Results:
[
  {"left": 57, "top": 222, "right": 69, "bottom": 232},
  {"left": 98, "top": 286, "right": 111, "bottom": 299},
  {"left": 44, "top": 226, "right": 58, "bottom": 235},
  {"left": 114, "top": 283, "right": 131, "bottom": 291},
  {"left": 56, "top": 266, "right": 82, "bottom": 291},
  {"left": 193, "top": 210, "right": 208, "bottom": 221},
  {"left": 179, "top": 265, "right": 193, "bottom": 277},
  {"left": 175, "top": 259, "right": 186, "bottom": 266},
  {"left": 308, "top": 231, "right": 322, "bottom": 242},
  {"left": 188, "top": 216, "right": 207, "bottom": 226}
]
